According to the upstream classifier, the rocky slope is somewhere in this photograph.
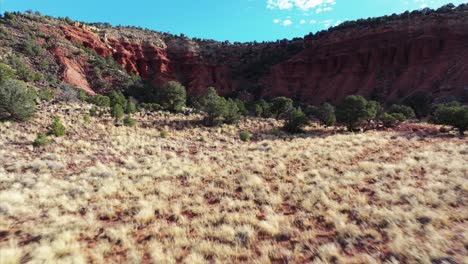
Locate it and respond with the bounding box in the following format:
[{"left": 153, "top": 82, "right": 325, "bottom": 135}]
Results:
[{"left": 1, "top": 8, "right": 467, "bottom": 104}]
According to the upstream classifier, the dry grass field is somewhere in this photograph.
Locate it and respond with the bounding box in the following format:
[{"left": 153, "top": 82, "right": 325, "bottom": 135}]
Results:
[{"left": 0, "top": 102, "right": 467, "bottom": 264}]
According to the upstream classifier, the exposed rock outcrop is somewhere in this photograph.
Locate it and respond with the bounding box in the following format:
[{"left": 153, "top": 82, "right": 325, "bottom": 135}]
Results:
[{"left": 55, "top": 11, "right": 468, "bottom": 104}]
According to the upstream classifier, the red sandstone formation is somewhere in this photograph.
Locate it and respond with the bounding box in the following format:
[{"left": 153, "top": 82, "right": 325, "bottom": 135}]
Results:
[{"left": 55, "top": 11, "right": 468, "bottom": 104}]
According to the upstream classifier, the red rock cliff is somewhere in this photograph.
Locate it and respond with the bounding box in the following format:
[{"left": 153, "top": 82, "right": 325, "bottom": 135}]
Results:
[{"left": 57, "top": 11, "right": 468, "bottom": 104}]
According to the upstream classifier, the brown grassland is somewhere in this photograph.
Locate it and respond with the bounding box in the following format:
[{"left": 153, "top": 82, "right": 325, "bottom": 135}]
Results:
[{"left": 0, "top": 102, "right": 467, "bottom": 263}]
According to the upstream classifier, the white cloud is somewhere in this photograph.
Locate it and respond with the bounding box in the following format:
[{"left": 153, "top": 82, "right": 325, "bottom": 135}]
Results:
[
  {"left": 309, "top": 19, "right": 317, "bottom": 24},
  {"left": 273, "top": 18, "right": 281, "bottom": 24},
  {"left": 282, "top": 19, "right": 293, "bottom": 26},
  {"left": 300, "top": 19, "right": 306, "bottom": 24},
  {"left": 267, "top": 0, "right": 336, "bottom": 11},
  {"left": 316, "top": 6, "right": 333, "bottom": 13}
]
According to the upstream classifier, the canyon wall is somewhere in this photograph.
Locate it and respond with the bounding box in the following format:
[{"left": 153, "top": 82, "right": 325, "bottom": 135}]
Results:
[{"left": 57, "top": 11, "right": 468, "bottom": 104}]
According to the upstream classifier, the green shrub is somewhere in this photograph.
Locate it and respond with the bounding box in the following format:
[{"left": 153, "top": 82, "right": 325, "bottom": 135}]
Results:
[
  {"left": 64, "top": 16, "right": 73, "bottom": 24},
  {"left": 49, "top": 116, "right": 65, "bottom": 137},
  {"left": 78, "top": 90, "right": 88, "bottom": 101},
  {"left": 270, "top": 97, "right": 293, "bottom": 119},
  {"left": 4, "top": 12, "right": 16, "bottom": 20},
  {"left": 199, "top": 87, "right": 228, "bottom": 126},
  {"left": 380, "top": 113, "right": 398, "bottom": 128},
  {"left": 336, "top": 95, "right": 375, "bottom": 131},
  {"left": 111, "top": 104, "right": 124, "bottom": 121},
  {"left": 158, "top": 81, "right": 186, "bottom": 112},
  {"left": 234, "top": 99, "right": 248, "bottom": 116},
  {"left": 160, "top": 130, "right": 169, "bottom": 138},
  {"left": 0, "top": 63, "right": 14, "bottom": 83},
  {"left": 318, "top": 102, "right": 336, "bottom": 126},
  {"left": 0, "top": 79, "right": 36, "bottom": 121},
  {"left": 390, "top": 113, "right": 407, "bottom": 122},
  {"left": 89, "top": 106, "right": 97, "bottom": 117},
  {"left": 108, "top": 90, "right": 127, "bottom": 108},
  {"left": 433, "top": 103, "right": 468, "bottom": 135},
  {"left": 83, "top": 114, "right": 91, "bottom": 124},
  {"left": 9, "top": 56, "right": 36, "bottom": 82},
  {"left": 388, "top": 104, "right": 415, "bottom": 119},
  {"left": 224, "top": 98, "right": 241, "bottom": 124},
  {"left": 304, "top": 105, "right": 319, "bottom": 118},
  {"left": 403, "top": 91, "right": 432, "bottom": 118},
  {"left": 33, "top": 133, "right": 49, "bottom": 147},
  {"left": 139, "top": 103, "right": 161, "bottom": 112},
  {"left": 123, "top": 115, "right": 136, "bottom": 127},
  {"left": 239, "top": 130, "right": 252, "bottom": 142},
  {"left": 271, "top": 127, "right": 282, "bottom": 136},
  {"left": 253, "top": 99, "right": 272, "bottom": 118},
  {"left": 126, "top": 101, "right": 136, "bottom": 114},
  {"left": 37, "top": 89, "right": 54, "bottom": 101},
  {"left": 283, "top": 108, "right": 309, "bottom": 133},
  {"left": 87, "top": 95, "right": 110, "bottom": 107},
  {"left": 365, "top": 100, "right": 381, "bottom": 121},
  {"left": 23, "top": 39, "right": 43, "bottom": 56}
]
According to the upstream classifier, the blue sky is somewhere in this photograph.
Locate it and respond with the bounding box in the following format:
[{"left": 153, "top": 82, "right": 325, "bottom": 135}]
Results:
[{"left": 1, "top": 0, "right": 464, "bottom": 42}]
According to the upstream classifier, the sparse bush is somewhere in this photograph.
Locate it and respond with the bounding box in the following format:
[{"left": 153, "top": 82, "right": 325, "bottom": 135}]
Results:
[
  {"left": 199, "top": 87, "right": 228, "bottom": 126},
  {"left": 111, "top": 104, "right": 124, "bottom": 121},
  {"left": 123, "top": 115, "right": 136, "bottom": 127},
  {"left": 159, "top": 81, "right": 186, "bottom": 112},
  {"left": 240, "top": 130, "right": 252, "bottom": 142},
  {"left": 49, "top": 116, "right": 65, "bottom": 137},
  {"left": 139, "top": 103, "right": 161, "bottom": 112},
  {"left": 234, "top": 99, "right": 248, "bottom": 116},
  {"left": 59, "top": 84, "right": 79, "bottom": 102},
  {"left": 253, "top": 99, "right": 272, "bottom": 118},
  {"left": 160, "top": 130, "right": 169, "bottom": 138},
  {"left": 365, "top": 100, "right": 381, "bottom": 121},
  {"left": 318, "top": 103, "right": 336, "bottom": 126},
  {"left": 304, "top": 105, "right": 319, "bottom": 118},
  {"left": 0, "top": 63, "right": 14, "bottom": 83},
  {"left": 433, "top": 103, "right": 468, "bottom": 135},
  {"left": 336, "top": 95, "right": 374, "bottom": 131},
  {"left": 83, "top": 114, "right": 91, "bottom": 124},
  {"left": 89, "top": 106, "right": 97, "bottom": 117},
  {"left": 224, "top": 98, "right": 241, "bottom": 124},
  {"left": 78, "top": 90, "right": 88, "bottom": 101},
  {"left": 270, "top": 97, "right": 293, "bottom": 119},
  {"left": 87, "top": 95, "right": 110, "bottom": 107},
  {"left": 64, "top": 16, "right": 73, "bottom": 24},
  {"left": 33, "top": 133, "right": 49, "bottom": 147},
  {"left": 380, "top": 113, "right": 398, "bottom": 128},
  {"left": 9, "top": 56, "right": 36, "bottom": 82},
  {"left": 403, "top": 91, "right": 432, "bottom": 118},
  {"left": 390, "top": 113, "right": 407, "bottom": 122},
  {"left": 283, "top": 108, "right": 309, "bottom": 133},
  {"left": 4, "top": 12, "right": 16, "bottom": 20},
  {"left": 108, "top": 90, "right": 127, "bottom": 108},
  {"left": 37, "top": 89, "right": 54, "bottom": 102},
  {"left": 271, "top": 127, "right": 282, "bottom": 136},
  {"left": 126, "top": 101, "right": 136, "bottom": 114},
  {"left": 388, "top": 104, "right": 415, "bottom": 120},
  {"left": 23, "top": 39, "right": 43, "bottom": 56},
  {"left": 0, "top": 79, "right": 36, "bottom": 121}
]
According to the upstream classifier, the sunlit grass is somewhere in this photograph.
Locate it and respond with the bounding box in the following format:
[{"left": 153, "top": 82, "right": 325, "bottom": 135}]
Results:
[{"left": 0, "top": 102, "right": 466, "bottom": 263}]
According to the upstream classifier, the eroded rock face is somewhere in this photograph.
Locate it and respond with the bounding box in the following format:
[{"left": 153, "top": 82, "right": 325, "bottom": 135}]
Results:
[
  {"left": 56, "top": 12, "right": 468, "bottom": 104},
  {"left": 262, "top": 17, "right": 468, "bottom": 104}
]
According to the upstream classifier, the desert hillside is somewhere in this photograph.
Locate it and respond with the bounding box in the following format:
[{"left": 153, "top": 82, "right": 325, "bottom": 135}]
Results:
[{"left": 0, "top": 6, "right": 467, "bottom": 103}]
